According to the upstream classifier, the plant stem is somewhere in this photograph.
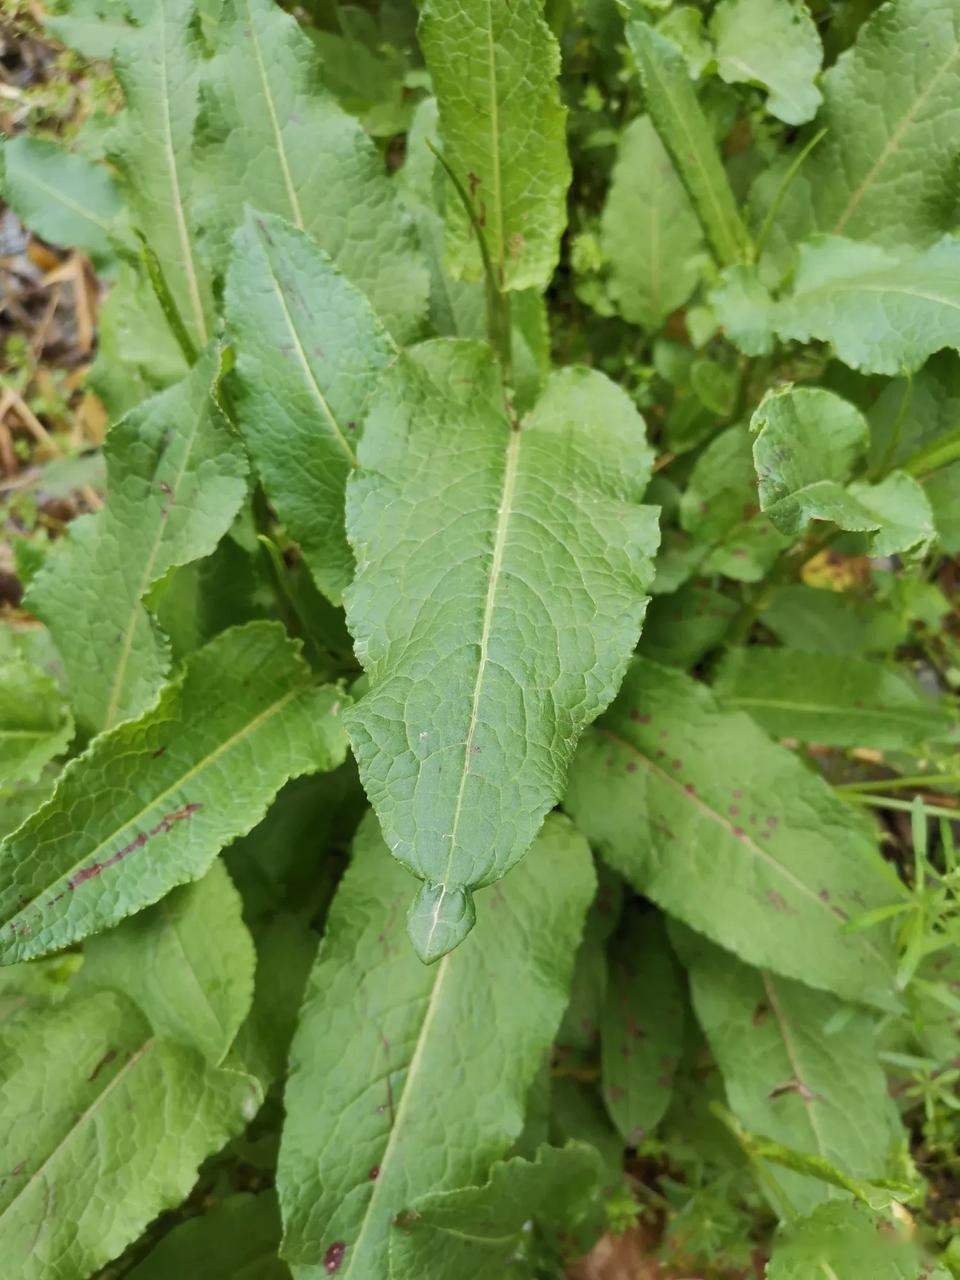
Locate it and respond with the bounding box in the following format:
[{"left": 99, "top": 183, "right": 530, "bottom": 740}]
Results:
[
  {"left": 753, "top": 128, "right": 827, "bottom": 261},
  {"left": 837, "top": 774, "right": 960, "bottom": 795},
  {"left": 842, "top": 794, "right": 960, "bottom": 820}
]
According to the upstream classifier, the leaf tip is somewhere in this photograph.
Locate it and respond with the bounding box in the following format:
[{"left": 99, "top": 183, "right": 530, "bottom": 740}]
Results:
[{"left": 406, "top": 881, "right": 476, "bottom": 964}]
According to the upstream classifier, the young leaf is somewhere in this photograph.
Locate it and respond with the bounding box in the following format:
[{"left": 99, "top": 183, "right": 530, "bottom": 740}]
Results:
[
  {"left": 767, "top": 1202, "right": 950, "bottom": 1279},
  {"left": 564, "top": 658, "right": 898, "bottom": 1008},
  {"left": 601, "top": 115, "right": 706, "bottom": 330},
  {"left": 751, "top": 385, "right": 869, "bottom": 530},
  {"left": 0, "top": 990, "right": 260, "bottom": 1280},
  {"left": 715, "top": 649, "right": 958, "bottom": 750},
  {"left": 774, "top": 235, "right": 960, "bottom": 375},
  {"left": 196, "top": 0, "right": 427, "bottom": 342},
  {"left": 277, "top": 812, "right": 595, "bottom": 1278},
  {"left": 0, "top": 660, "right": 73, "bottom": 785},
  {"left": 344, "top": 340, "right": 658, "bottom": 961},
  {"left": 128, "top": 1193, "right": 287, "bottom": 1280},
  {"left": 109, "top": 0, "right": 213, "bottom": 350},
  {"left": 676, "top": 929, "right": 901, "bottom": 1215},
  {"left": 601, "top": 910, "right": 685, "bottom": 1144},
  {"left": 0, "top": 622, "right": 349, "bottom": 964},
  {"left": 76, "top": 860, "right": 255, "bottom": 1064},
  {"left": 751, "top": 386, "right": 938, "bottom": 553},
  {"left": 765, "top": 0, "right": 960, "bottom": 253},
  {"left": 388, "top": 1143, "right": 604, "bottom": 1279},
  {"left": 710, "top": 0, "right": 822, "bottom": 126},
  {"left": 27, "top": 350, "right": 248, "bottom": 734},
  {"left": 225, "top": 210, "right": 394, "bottom": 605},
  {"left": 418, "top": 0, "right": 571, "bottom": 291},
  {"left": 626, "top": 21, "right": 750, "bottom": 267},
  {"left": 0, "top": 135, "right": 122, "bottom": 265}
]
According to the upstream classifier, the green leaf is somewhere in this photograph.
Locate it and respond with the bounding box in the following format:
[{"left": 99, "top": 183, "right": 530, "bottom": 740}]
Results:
[
  {"left": 109, "top": 0, "right": 213, "bottom": 350},
  {"left": 225, "top": 210, "right": 394, "bottom": 605},
  {"left": 76, "top": 860, "right": 255, "bottom": 1063},
  {"left": 764, "top": 0, "right": 960, "bottom": 255},
  {"left": 128, "top": 1192, "right": 288, "bottom": 1280},
  {"left": 557, "top": 873, "right": 621, "bottom": 1059},
  {"left": 419, "top": 0, "right": 571, "bottom": 291},
  {"left": 710, "top": 0, "right": 822, "bottom": 125},
  {"left": 277, "top": 811, "right": 595, "bottom": 1278},
  {"left": 601, "top": 115, "right": 706, "bottom": 330},
  {"left": 601, "top": 910, "right": 685, "bottom": 1143},
  {"left": 564, "top": 658, "right": 898, "bottom": 1008},
  {"left": 715, "top": 648, "right": 958, "bottom": 750},
  {"left": 343, "top": 340, "right": 658, "bottom": 961},
  {"left": 0, "top": 659, "right": 73, "bottom": 785},
  {"left": 751, "top": 385, "right": 869, "bottom": 531},
  {"left": 388, "top": 1143, "right": 604, "bottom": 1279},
  {"left": 0, "top": 989, "right": 260, "bottom": 1280},
  {"left": 0, "top": 135, "right": 122, "bottom": 265},
  {"left": 766, "top": 1202, "right": 950, "bottom": 1279},
  {"left": 679, "top": 424, "right": 789, "bottom": 582},
  {"left": 869, "top": 351, "right": 960, "bottom": 550},
  {"left": 27, "top": 350, "right": 248, "bottom": 734},
  {"left": 759, "top": 585, "right": 906, "bottom": 657},
  {"left": 639, "top": 584, "right": 739, "bottom": 668},
  {"left": 0, "top": 622, "right": 349, "bottom": 964},
  {"left": 709, "top": 264, "right": 775, "bottom": 357},
  {"left": 626, "top": 21, "right": 750, "bottom": 267},
  {"left": 676, "top": 929, "right": 901, "bottom": 1215},
  {"left": 774, "top": 235, "right": 960, "bottom": 375},
  {"left": 196, "top": 0, "right": 427, "bottom": 342},
  {"left": 751, "top": 386, "right": 938, "bottom": 554}
]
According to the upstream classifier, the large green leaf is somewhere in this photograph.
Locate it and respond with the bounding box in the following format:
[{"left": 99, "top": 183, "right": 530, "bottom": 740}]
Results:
[
  {"left": 626, "top": 21, "right": 750, "bottom": 267},
  {"left": 129, "top": 1193, "right": 288, "bottom": 1280},
  {"left": 601, "top": 115, "right": 706, "bottom": 330},
  {"left": 766, "top": 1202, "right": 950, "bottom": 1279},
  {"left": 419, "top": 0, "right": 570, "bottom": 291},
  {"left": 715, "top": 648, "right": 958, "bottom": 749},
  {"left": 109, "top": 0, "right": 213, "bottom": 350},
  {"left": 764, "top": 0, "right": 960, "bottom": 255},
  {"left": 278, "top": 812, "right": 595, "bottom": 1277},
  {"left": 27, "top": 350, "right": 248, "bottom": 734},
  {"left": 775, "top": 235, "right": 960, "bottom": 375},
  {"left": 760, "top": 585, "right": 906, "bottom": 657},
  {"left": 388, "top": 1143, "right": 603, "bottom": 1279},
  {"left": 225, "top": 210, "right": 394, "bottom": 605},
  {"left": 0, "top": 660, "right": 73, "bottom": 785},
  {"left": 77, "top": 860, "right": 255, "bottom": 1063},
  {"left": 0, "top": 989, "right": 260, "bottom": 1280},
  {"left": 676, "top": 928, "right": 901, "bottom": 1215},
  {"left": 0, "top": 135, "right": 122, "bottom": 265},
  {"left": 196, "top": 0, "right": 427, "bottom": 341},
  {"left": 0, "top": 623, "right": 349, "bottom": 964},
  {"left": 601, "top": 909, "right": 685, "bottom": 1144},
  {"left": 710, "top": 0, "right": 822, "bottom": 125},
  {"left": 344, "top": 340, "right": 658, "bottom": 960},
  {"left": 564, "top": 658, "right": 898, "bottom": 1008}
]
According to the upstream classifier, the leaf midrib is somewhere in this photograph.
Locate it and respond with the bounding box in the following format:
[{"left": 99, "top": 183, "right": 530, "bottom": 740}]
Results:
[
  {"left": 243, "top": 0, "right": 304, "bottom": 231},
  {"left": 4, "top": 684, "right": 304, "bottom": 928},
  {"left": 724, "top": 694, "right": 949, "bottom": 727},
  {"left": 251, "top": 226, "right": 358, "bottom": 466},
  {"left": 157, "top": 0, "right": 207, "bottom": 345},
  {"left": 639, "top": 27, "right": 743, "bottom": 265},
  {"left": 16, "top": 169, "right": 116, "bottom": 235},
  {"left": 0, "top": 1035, "right": 155, "bottom": 1231},
  {"left": 832, "top": 38, "right": 960, "bottom": 234},
  {"left": 345, "top": 955, "right": 450, "bottom": 1272},
  {"left": 102, "top": 391, "right": 210, "bottom": 731},
  {"left": 423, "top": 426, "right": 521, "bottom": 954},
  {"left": 483, "top": 0, "right": 506, "bottom": 281},
  {"left": 596, "top": 725, "right": 887, "bottom": 965},
  {"left": 761, "top": 971, "right": 834, "bottom": 1183}
]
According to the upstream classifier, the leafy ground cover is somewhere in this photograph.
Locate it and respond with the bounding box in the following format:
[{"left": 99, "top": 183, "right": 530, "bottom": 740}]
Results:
[{"left": 1, "top": 0, "right": 960, "bottom": 1275}]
